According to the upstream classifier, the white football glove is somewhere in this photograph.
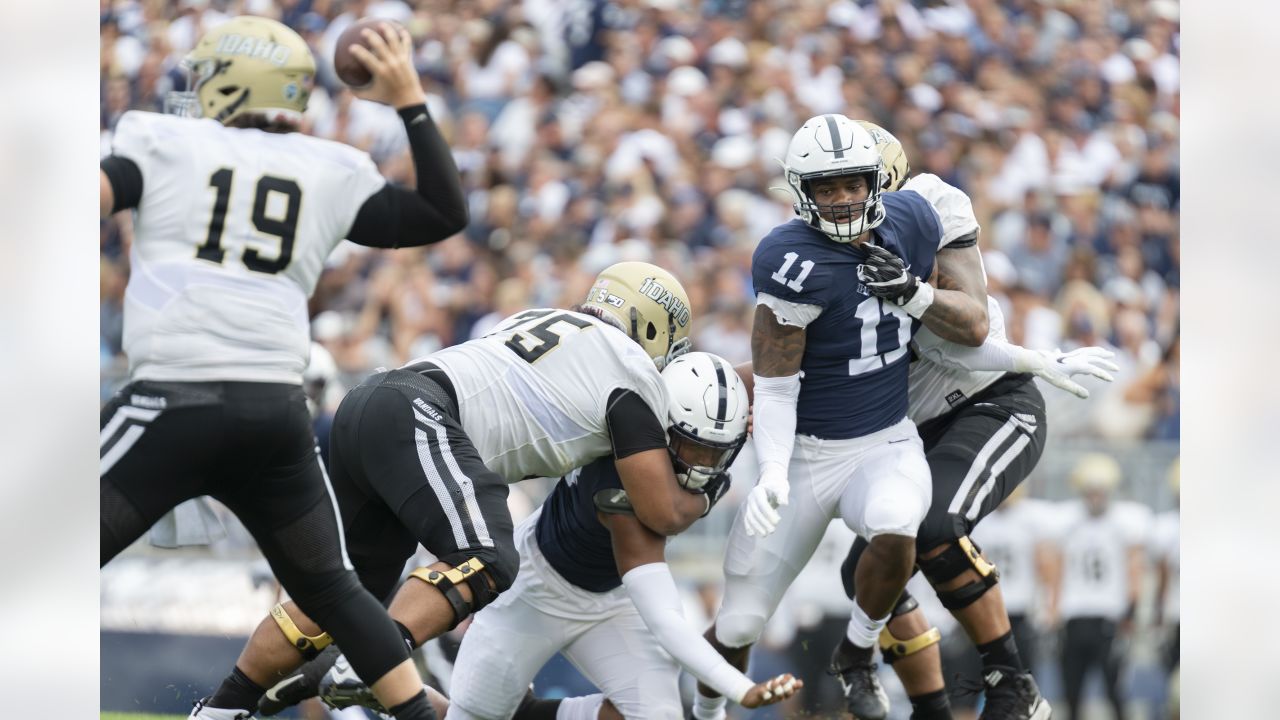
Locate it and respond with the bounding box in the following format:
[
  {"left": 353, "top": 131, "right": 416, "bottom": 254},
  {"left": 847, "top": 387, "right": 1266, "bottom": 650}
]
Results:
[
  {"left": 743, "top": 465, "right": 790, "bottom": 538},
  {"left": 1026, "top": 346, "right": 1120, "bottom": 399}
]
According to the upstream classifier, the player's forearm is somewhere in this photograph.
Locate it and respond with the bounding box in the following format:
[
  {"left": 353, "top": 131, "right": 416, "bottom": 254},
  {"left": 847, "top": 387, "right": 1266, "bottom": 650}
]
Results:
[
  {"left": 920, "top": 289, "right": 989, "bottom": 346},
  {"left": 913, "top": 331, "right": 1028, "bottom": 373},
  {"left": 622, "top": 563, "right": 756, "bottom": 703},
  {"left": 397, "top": 104, "right": 467, "bottom": 229},
  {"left": 752, "top": 374, "right": 799, "bottom": 476}
]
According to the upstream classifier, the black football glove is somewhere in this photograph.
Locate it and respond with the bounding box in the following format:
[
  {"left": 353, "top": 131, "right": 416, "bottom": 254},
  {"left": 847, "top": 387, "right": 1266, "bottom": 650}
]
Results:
[
  {"left": 856, "top": 243, "right": 920, "bottom": 305},
  {"left": 700, "top": 472, "right": 733, "bottom": 517}
]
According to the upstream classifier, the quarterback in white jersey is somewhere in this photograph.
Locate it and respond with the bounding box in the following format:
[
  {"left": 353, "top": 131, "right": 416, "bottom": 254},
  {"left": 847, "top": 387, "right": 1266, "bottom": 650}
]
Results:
[
  {"left": 99, "top": 17, "right": 463, "bottom": 720},
  {"left": 251, "top": 263, "right": 716, "bottom": 717}
]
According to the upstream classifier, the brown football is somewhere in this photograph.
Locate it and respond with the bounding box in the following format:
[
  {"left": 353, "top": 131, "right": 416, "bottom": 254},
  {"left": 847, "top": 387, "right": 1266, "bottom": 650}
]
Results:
[{"left": 333, "top": 18, "right": 402, "bottom": 88}]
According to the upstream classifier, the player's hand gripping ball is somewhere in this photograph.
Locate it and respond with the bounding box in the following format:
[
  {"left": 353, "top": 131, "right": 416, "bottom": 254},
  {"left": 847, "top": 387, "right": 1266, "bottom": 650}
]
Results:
[{"left": 334, "top": 18, "right": 402, "bottom": 87}]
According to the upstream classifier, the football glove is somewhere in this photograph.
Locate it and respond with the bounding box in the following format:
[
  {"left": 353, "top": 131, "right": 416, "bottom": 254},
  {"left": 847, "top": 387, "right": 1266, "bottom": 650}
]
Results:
[
  {"left": 743, "top": 464, "right": 789, "bottom": 538},
  {"left": 1024, "top": 346, "right": 1120, "bottom": 399},
  {"left": 700, "top": 472, "right": 733, "bottom": 517},
  {"left": 856, "top": 244, "right": 934, "bottom": 317}
]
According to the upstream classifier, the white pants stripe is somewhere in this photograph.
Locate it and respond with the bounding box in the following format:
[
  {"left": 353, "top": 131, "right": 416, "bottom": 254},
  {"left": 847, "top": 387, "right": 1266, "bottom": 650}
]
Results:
[
  {"left": 100, "top": 405, "right": 161, "bottom": 475},
  {"left": 421, "top": 414, "right": 493, "bottom": 548},
  {"left": 315, "top": 447, "right": 354, "bottom": 570},
  {"left": 413, "top": 410, "right": 470, "bottom": 548},
  {"left": 964, "top": 432, "right": 1032, "bottom": 521},
  {"left": 946, "top": 416, "right": 1019, "bottom": 517}
]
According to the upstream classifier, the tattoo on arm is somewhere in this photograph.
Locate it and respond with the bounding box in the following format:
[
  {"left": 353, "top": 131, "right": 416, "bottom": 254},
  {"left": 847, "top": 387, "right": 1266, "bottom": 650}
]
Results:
[
  {"left": 752, "top": 305, "right": 806, "bottom": 377},
  {"left": 923, "top": 244, "right": 990, "bottom": 346}
]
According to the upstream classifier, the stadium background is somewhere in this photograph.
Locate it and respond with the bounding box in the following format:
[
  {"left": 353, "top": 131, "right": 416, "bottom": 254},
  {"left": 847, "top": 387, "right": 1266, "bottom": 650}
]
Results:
[{"left": 98, "top": 0, "right": 1179, "bottom": 718}]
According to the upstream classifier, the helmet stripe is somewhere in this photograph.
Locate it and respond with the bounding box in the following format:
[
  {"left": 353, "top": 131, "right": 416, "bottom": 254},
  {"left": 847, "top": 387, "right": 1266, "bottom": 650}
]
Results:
[
  {"left": 823, "top": 114, "right": 845, "bottom": 159},
  {"left": 712, "top": 357, "right": 728, "bottom": 429}
]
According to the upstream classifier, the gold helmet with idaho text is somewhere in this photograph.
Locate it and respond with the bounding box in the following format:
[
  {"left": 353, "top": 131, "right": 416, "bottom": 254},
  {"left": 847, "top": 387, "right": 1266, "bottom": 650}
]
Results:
[
  {"left": 856, "top": 120, "right": 911, "bottom": 192},
  {"left": 166, "top": 16, "right": 315, "bottom": 126},
  {"left": 582, "top": 262, "right": 693, "bottom": 371}
]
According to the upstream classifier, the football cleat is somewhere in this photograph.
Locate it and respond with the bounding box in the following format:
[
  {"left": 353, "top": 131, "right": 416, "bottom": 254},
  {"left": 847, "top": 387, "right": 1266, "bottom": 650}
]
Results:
[
  {"left": 978, "top": 667, "right": 1052, "bottom": 720},
  {"left": 189, "top": 696, "right": 253, "bottom": 720},
  {"left": 828, "top": 637, "right": 890, "bottom": 720},
  {"left": 318, "top": 654, "right": 387, "bottom": 714},
  {"left": 257, "top": 644, "right": 340, "bottom": 716}
]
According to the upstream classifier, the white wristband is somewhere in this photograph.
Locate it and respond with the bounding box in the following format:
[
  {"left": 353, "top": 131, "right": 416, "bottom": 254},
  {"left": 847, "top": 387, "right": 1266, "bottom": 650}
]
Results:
[{"left": 902, "top": 280, "right": 935, "bottom": 319}]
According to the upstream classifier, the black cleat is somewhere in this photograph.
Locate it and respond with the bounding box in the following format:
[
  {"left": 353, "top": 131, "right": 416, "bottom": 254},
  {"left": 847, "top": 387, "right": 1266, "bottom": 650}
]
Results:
[
  {"left": 977, "top": 667, "right": 1051, "bottom": 720},
  {"left": 257, "top": 645, "right": 341, "bottom": 716},
  {"left": 828, "top": 637, "right": 890, "bottom": 720}
]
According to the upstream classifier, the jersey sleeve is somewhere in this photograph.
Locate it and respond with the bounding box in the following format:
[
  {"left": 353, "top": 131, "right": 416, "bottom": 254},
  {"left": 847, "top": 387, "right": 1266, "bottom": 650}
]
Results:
[
  {"left": 605, "top": 388, "right": 668, "bottom": 460},
  {"left": 903, "top": 174, "right": 980, "bottom": 249},
  {"left": 750, "top": 230, "right": 833, "bottom": 307},
  {"left": 109, "top": 111, "right": 161, "bottom": 185}
]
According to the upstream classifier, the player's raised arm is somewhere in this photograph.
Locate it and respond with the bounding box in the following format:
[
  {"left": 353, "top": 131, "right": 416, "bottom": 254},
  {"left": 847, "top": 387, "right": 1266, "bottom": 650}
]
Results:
[{"left": 342, "top": 23, "right": 468, "bottom": 249}]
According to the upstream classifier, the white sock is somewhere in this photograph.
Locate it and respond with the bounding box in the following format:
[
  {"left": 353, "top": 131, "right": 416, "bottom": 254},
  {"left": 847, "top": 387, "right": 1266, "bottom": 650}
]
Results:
[
  {"left": 557, "top": 693, "right": 605, "bottom": 720},
  {"left": 693, "top": 689, "right": 728, "bottom": 720},
  {"left": 846, "top": 600, "right": 890, "bottom": 648}
]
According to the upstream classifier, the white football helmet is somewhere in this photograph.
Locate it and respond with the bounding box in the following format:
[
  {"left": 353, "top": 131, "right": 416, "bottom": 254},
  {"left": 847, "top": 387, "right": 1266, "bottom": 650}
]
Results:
[
  {"left": 782, "top": 114, "right": 887, "bottom": 242},
  {"left": 661, "top": 352, "right": 749, "bottom": 492}
]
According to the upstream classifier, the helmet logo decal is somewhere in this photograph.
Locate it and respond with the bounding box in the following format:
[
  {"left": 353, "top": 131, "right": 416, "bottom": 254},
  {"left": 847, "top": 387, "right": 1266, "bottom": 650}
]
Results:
[
  {"left": 216, "top": 34, "right": 294, "bottom": 66},
  {"left": 638, "top": 276, "right": 690, "bottom": 327}
]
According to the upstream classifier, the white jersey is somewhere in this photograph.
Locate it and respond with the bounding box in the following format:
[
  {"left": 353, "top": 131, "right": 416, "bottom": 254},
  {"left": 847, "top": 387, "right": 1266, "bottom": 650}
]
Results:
[
  {"left": 1044, "top": 499, "right": 1151, "bottom": 621},
  {"left": 970, "top": 498, "right": 1053, "bottom": 616},
  {"left": 901, "top": 173, "right": 1003, "bottom": 424},
  {"left": 111, "top": 111, "right": 386, "bottom": 384},
  {"left": 902, "top": 173, "right": 980, "bottom": 251},
  {"left": 1150, "top": 509, "right": 1180, "bottom": 621},
  {"left": 908, "top": 297, "right": 1008, "bottom": 424},
  {"left": 424, "top": 309, "right": 669, "bottom": 483}
]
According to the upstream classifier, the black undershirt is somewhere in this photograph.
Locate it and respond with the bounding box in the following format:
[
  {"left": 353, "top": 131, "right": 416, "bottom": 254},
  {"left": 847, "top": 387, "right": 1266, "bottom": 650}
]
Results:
[{"left": 605, "top": 388, "right": 668, "bottom": 460}]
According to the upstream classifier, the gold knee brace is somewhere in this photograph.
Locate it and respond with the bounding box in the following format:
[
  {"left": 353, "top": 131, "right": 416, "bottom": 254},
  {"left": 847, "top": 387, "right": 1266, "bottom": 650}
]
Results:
[
  {"left": 270, "top": 603, "right": 333, "bottom": 660},
  {"left": 409, "top": 558, "right": 492, "bottom": 630},
  {"left": 879, "top": 625, "right": 943, "bottom": 665}
]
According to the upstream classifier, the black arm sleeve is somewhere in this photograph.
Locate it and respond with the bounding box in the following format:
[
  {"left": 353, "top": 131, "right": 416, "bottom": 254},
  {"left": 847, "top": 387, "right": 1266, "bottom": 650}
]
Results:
[
  {"left": 101, "top": 155, "right": 143, "bottom": 213},
  {"left": 605, "top": 388, "right": 669, "bottom": 460},
  {"left": 345, "top": 103, "right": 469, "bottom": 249}
]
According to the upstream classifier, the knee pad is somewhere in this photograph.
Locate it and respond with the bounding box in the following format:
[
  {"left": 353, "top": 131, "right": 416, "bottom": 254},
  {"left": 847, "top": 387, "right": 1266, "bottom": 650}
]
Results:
[
  {"left": 270, "top": 603, "right": 333, "bottom": 660},
  {"left": 918, "top": 536, "right": 999, "bottom": 610},
  {"left": 715, "top": 611, "right": 767, "bottom": 650},
  {"left": 409, "top": 558, "right": 498, "bottom": 630},
  {"left": 863, "top": 492, "right": 926, "bottom": 539}
]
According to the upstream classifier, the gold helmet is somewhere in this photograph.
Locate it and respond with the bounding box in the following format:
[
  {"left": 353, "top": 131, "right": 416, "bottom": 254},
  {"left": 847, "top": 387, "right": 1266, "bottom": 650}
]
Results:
[
  {"left": 1069, "top": 453, "right": 1123, "bottom": 492},
  {"left": 582, "top": 262, "right": 693, "bottom": 371},
  {"left": 855, "top": 120, "right": 910, "bottom": 192},
  {"left": 166, "top": 16, "right": 315, "bottom": 126}
]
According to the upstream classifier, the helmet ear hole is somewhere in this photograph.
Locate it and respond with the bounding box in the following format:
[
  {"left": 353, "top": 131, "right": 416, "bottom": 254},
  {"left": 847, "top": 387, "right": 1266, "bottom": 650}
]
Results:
[
  {"left": 218, "top": 86, "right": 240, "bottom": 96},
  {"left": 646, "top": 323, "right": 658, "bottom": 341}
]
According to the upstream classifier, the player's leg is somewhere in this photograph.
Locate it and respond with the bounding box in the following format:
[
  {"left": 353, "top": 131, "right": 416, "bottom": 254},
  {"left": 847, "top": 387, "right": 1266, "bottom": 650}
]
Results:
[
  {"left": 832, "top": 420, "right": 932, "bottom": 720},
  {"left": 916, "top": 384, "right": 1048, "bottom": 719},
  {"left": 1099, "top": 619, "right": 1127, "bottom": 720},
  {"left": 694, "top": 441, "right": 834, "bottom": 719},
  {"left": 447, "top": 543, "right": 577, "bottom": 720},
  {"left": 202, "top": 383, "right": 433, "bottom": 720},
  {"left": 841, "top": 540, "right": 951, "bottom": 719},
  {"left": 100, "top": 382, "right": 217, "bottom": 563},
  {"left": 563, "top": 608, "right": 683, "bottom": 720},
  {"left": 1059, "top": 619, "right": 1089, "bottom": 720}
]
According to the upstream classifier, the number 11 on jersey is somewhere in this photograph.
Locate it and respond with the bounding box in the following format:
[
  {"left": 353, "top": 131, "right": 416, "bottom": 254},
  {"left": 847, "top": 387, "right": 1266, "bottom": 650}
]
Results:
[{"left": 770, "top": 252, "right": 815, "bottom": 292}]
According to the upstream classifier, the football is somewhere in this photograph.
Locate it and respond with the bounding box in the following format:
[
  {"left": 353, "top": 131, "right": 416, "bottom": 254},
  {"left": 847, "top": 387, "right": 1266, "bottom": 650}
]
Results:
[{"left": 333, "top": 18, "right": 402, "bottom": 88}]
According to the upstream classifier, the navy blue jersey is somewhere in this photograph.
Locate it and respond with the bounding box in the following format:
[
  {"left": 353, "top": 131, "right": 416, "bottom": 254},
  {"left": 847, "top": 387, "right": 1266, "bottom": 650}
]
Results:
[
  {"left": 536, "top": 457, "right": 626, "bottom": 593},
  {"left": 751, "top": 190, "right": 942, "bottom": 439}
]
